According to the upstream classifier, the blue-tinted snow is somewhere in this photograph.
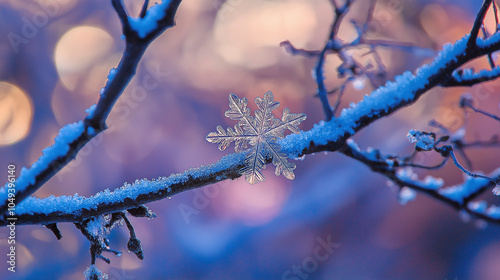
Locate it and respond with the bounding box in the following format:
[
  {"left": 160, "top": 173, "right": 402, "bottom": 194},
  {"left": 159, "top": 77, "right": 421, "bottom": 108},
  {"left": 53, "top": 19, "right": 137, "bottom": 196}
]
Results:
[
  {"left": 396, "top": 168, "right": 443, "bottom": 191},
  {"left": 9, "top": 31, "right": 499, "bottom": 217},
  {"left": 281, "top": 35, "right": 470, "bottom": 158},
  {"left": 0, "top": 121, "right": 85, "bottom": 210},
  {"left": 129, "top": 0, "right": 172, "bottom": 39},
  {"left": 15, "top": 152, "right": 246, "bottom": 216},
  {"left": 452, "top": 66, "right": 500, "bottom": 82},
  {"left": 398, "top": 187, "right": 416, "bottom": 205},
  {"left": 407, "top": 130, "right": 435, "bottom": 151},
  {"left": 85, "top": 104, "right": 97, "bottom": 118},
  {"left": 438, "top": 168, "right": 500, "bottom": 203},
  {"left": 83, "top": 265, "right": 107, "bottom": 280}
]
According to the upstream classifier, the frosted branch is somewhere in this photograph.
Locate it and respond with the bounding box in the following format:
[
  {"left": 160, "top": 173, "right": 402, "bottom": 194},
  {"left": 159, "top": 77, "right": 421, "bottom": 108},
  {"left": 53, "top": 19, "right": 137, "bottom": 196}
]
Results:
[
  {"left": 0, "top": 0, "right": 183, "bottom": 217},
  {"left": 340, "top": 139, "right": 500, "bottom": 223},
  {"left": 441, "top": 67, "right": 500, "bottom": 87},
  {"left": 4, "top": 1, "right": 500, "bottom": 226}
]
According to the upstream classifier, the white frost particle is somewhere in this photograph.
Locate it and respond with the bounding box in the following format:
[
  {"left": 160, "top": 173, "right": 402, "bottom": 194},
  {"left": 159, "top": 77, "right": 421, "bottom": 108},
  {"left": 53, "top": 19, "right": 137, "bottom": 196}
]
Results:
[
  {"left": 386, "top": 180, "right": 395, "bottom": 188},
  {"left": 87, "top": 127, "right": 96, "bottom": 136},
  {"left": 468, "top": 200, "right": 487, "bottom": 213},
  {"left": 398, "top": 187, "right": 416, "bottom": 205},
  {"left": 451, "top": 128, "right": 465, "bottom": 141},
  {"left": 107, "top": 68, "right": 117, "bottom": 81},
  {"left": 396, "top": 168, "right": 417, "bottom": 181},
  {"left": 86, "top": 217, "right": 106, "bottom": 238},
  {"left": 407, "top": 130, "right": 417, "bottom": 143},
  {"left": 486, "top": 205, "right": 500, "bottom": 218},
  {"left": 493, "top": 186, "right": 500, "bottom": 196},
  {"left": 85, "top": 104, "right": 97, "bottom": 118},
  {"left": 294, "top": 155, "right": 306, "bottom": 161},
  {"left": 84, "top": 265, "right": 108, "bottom": 280},
  {"left": 128, "top": 0, "right": 172, "bottom": 38},
  {"left": 352, "top": 78, "right": 365, "bottom": 90},
  {"left": 407, "top": 130, "right": 434, "bottom": 150},
  {"left": 422, "top": 176, "right": 444, "bottom": 190}
]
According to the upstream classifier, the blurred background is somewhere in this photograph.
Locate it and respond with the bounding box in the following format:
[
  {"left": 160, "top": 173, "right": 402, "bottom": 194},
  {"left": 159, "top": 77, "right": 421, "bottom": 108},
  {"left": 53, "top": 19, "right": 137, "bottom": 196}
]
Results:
[{"left": 1, "top": 0, "right": 500, "bottom": 279}]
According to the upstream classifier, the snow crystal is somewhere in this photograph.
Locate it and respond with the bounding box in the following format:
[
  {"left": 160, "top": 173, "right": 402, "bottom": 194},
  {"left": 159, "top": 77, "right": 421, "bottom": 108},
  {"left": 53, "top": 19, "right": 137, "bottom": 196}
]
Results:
[
  {"left": 396, "top": 168, "right": 418, "bottom": 181},
  {"left": 396, "top": 169, "right": 443, "bottom": 190},
  {"left": 398, "top": 187, "right": 416, "bottom": 205},
  {"left": 438, "top": 168, "right": 500, "bottom": 203},
  {"left": 129, "top": 0, "right": 172, "bottom": 38},
  {"left": 486, "top": 205, "right": 500, "bottom": 219},
  {"left": 206, "top": 92, "right": 306, "bottom": 184},
  {"left": 493, "top": 186, "right": 500, "bottom": 196},
  {"left": 84, "top": 265, "right": 108, "bottom": 280},
  {"left": 87, "top": 127, "right": 96, "bottom": 136},
  {"left": 407, "top": 130, "right": 434, "bottom": 151},
  {"left": 86, "top": 216, "right": 106, "bottom": 238},
  {"left": 85, "top": 104, "right": 97, "bottom": 118},
  {"left": 451, "top": 128, "right": 465, "bottom": 141},
  {"left": 107, "top": 68, "right": 117, "bottom": 81},
  {"left": 352, "top": 78, "right": 365, "bottom": 90},
  {"left": 468, "top": 200, "right": 487, "bottom": 212},
  {"left": 422, "top": 176, "right": 444, "bottom": 190}
]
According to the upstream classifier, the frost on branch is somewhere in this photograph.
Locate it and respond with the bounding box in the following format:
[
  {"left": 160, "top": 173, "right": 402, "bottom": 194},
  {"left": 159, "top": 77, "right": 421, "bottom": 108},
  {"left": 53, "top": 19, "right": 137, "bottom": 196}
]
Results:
[
  {"left": 407, "top": 130, "right": 436, "bottom": 151},
  {"left": 206, "top": 92, "right": 306, "bottom": 184}
]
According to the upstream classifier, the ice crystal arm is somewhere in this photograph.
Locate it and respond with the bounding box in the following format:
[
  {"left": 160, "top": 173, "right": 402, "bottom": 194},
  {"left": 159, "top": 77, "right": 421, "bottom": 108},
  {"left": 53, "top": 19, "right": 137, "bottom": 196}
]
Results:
[
  {"left": 241, "top": 142, "right": 267, "bottom": 184},
  {"left": 266, "top": 141, "right": 297, "bottom": 180},
  {"left": 224, "top": 94, "right": 256, "bottom": 134},
  {"left": 205, "top": 125, "right": 249, "bottom": 152},
  {"left": 255, "top": 91, "right": 281, "bottom": 134}
]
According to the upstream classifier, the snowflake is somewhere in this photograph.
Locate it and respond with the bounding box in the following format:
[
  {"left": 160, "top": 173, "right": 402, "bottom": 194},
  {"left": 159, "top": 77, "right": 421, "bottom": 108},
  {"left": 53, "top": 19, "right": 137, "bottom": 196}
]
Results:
[{"left": 206, "top": 91, "right": 307, "bottom": 184}]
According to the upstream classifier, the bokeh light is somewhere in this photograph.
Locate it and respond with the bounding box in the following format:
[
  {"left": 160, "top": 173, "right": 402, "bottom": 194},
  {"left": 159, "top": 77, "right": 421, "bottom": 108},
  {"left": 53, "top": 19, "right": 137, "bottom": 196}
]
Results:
[
  {"left": 0, "top": 82, "right": 33, "bottom": 146},
  {"left": 54, "top": 26, "right": 115, "bottom": 92}
]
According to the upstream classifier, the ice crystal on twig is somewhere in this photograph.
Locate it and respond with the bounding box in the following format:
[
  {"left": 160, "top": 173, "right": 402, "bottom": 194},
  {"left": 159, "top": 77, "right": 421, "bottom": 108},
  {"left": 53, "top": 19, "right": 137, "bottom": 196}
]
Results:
[{"left": 207, "top": 91, "right": 306, "bottom": 184}]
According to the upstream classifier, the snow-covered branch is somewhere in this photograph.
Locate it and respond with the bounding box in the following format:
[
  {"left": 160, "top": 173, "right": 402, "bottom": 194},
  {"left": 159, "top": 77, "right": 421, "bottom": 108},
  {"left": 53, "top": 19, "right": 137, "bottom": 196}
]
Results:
[
  {"left": 5, "top": 10, "right": 500, "bottom": 225},
  {"left": 0, "top": 0, "right": 183, "bottom": 217},
  {"left": 3, "top": 0, "right": 500, "bottom": 228},
  {"left": 340, "top": 138, "right": 500, "bottom": 223}
]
